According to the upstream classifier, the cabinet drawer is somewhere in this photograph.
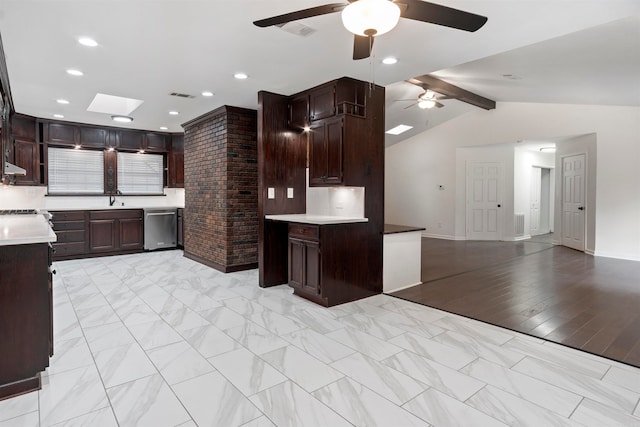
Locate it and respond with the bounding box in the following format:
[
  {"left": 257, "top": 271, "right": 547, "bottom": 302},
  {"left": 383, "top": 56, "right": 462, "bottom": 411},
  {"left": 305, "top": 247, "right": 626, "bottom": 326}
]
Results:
[
  {"left": 289, "top": 224, "right": 319, "bottom": 240},
  {"left": 53, "top": 242, "right": 86, "bottom": 257},
  {"left": 52, "top": 220, "right": 85, "bottom": 231},
  {"left": 51, "top": 211, "right": 85, "bottom": 221},
  {"left": 54, "top": 230, "right": 86, "bottom": 243},
  {"left": 90, "top": 209, "right": 143, "bottom": 220}
]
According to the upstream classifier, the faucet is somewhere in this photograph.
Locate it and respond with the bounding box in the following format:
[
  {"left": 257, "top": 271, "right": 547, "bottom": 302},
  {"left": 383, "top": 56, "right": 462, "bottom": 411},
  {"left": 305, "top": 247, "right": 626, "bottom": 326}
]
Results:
[{"left": 109, "top": 190, "right": 122, "bottom": 206}]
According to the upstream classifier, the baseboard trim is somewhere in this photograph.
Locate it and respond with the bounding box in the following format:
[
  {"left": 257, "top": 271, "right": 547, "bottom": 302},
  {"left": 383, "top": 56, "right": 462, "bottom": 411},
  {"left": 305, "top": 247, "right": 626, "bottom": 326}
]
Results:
[
  {"left": 513, "top": 235, "right": 532, "bottom": 241},
  {"left": 384, "top": 281, "right": 422, "bottom": 293},
  {"left": 183, "top": 251, "right": 258, "bottom": 273},
  {"left": 592, "top": 250, "right": 640, "bottom": 261},
  {"left": 422, "top": 232, "right": 464, "bottom": 240}
]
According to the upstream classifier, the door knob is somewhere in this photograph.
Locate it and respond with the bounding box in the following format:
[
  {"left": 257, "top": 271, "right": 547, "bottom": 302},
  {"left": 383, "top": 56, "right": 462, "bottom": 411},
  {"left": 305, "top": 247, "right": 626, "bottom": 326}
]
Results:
[{"left": 578, "top": 206, "right": 584, "bottom": 211}]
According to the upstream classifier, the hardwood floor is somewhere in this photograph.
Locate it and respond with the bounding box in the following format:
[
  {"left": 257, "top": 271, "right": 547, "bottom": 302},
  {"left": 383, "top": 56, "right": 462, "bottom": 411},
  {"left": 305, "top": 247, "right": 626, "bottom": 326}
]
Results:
[{"left": 392, "top": 237, "right": 640, "bottom": 368}]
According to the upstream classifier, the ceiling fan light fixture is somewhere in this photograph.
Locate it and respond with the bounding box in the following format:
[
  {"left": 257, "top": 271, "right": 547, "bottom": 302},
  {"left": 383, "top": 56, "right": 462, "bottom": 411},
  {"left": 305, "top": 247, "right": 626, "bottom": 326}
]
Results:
[
  {"left": 418, "top": 99, "right": 436, "bottom": 109},
  {"left": 342, "top": 0, "right": 401, "bottom": 37}
]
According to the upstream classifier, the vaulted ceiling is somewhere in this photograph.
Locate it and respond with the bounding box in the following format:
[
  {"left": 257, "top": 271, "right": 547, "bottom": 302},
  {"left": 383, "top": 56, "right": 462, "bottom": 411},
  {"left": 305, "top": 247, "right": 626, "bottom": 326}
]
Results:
[{"left": 0, "top": 1, "right": 638, "bottom": 145}]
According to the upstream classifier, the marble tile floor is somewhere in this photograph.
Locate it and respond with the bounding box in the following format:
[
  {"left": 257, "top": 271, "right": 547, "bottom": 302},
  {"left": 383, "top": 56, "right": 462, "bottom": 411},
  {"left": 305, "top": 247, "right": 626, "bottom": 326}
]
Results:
[{"left": 2, "top": 250, "right": 640, "bottom": 427}]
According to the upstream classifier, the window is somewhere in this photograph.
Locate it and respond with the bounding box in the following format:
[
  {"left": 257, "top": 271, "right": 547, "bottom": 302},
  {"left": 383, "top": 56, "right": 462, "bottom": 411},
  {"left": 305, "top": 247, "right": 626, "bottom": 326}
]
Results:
[
  {"left": 48, "top": 147, "right": 104, "bottom": 194},
  {"left": 117, "top": 152, "right": 163, "bottom": 195}
]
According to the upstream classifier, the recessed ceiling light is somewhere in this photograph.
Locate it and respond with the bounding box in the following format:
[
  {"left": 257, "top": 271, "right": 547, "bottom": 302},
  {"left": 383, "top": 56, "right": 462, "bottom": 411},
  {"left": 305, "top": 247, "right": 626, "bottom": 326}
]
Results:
[
  {"left": 53, "top": 114, "right": 64, "bottom": 118},
  {"left": 234, "top": 73, "right": 248, "bottom": 80},
  {"left": 66, "top": 69, "right": 84, "bottom": 76},
  {"left": 382, "top": 57, "right": 397, "bottom": 65},
  {"left": 169, "top": 111, "right": 179, "bottom": 115},
  {"left": 540, "top": 147, "right": 556, "bottom": 153},
  {"left": 111, "top": 115, "right": 134, "bottom": 123},
  {"left": 201, "top": 91, "right": 214, "bottom": 97},
  {"left": 56, "top": 99, "right": 70, "bottom": 104},
  {"left": 78, "top": 37, "right": 98, "bottom": 47},
  {"left": 385, "top": 124, "right": 413, "bottom": 135},
  {"left": 159, "top": 126, "right": 168, "bottom": 130}
]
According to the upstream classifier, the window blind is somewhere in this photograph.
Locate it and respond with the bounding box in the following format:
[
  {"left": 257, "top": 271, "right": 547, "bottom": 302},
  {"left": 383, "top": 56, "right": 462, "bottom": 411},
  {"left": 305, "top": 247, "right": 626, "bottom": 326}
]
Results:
[
  {"left": 48, "top": 147, "right": 104, "bottom": 194},
  {"left": 117, "top": 152, "right": 163, "bottom": 194}
]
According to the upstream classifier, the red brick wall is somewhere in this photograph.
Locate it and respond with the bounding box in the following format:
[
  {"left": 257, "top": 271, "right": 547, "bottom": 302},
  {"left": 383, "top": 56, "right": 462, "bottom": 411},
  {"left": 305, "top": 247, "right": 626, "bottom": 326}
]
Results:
[{"left": 183, "top": 106, "right": 257, "bottom": 272}]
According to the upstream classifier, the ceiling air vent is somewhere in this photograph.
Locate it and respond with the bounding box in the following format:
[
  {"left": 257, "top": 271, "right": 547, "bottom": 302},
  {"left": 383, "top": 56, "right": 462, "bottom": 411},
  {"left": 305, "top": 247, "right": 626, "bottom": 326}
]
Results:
[
  {"left": 169, "top": 92, "right": 196, "bottom": 99},
  {"left": 277, "top": 22, "right": 316, "bottom": 37}
]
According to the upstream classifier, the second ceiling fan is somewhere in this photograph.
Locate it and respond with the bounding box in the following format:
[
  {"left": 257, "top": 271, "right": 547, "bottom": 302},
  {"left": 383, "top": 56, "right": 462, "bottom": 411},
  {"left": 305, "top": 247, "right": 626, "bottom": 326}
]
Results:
[{"left": 253, "top": 0, "right": 488, "bottom": 60}]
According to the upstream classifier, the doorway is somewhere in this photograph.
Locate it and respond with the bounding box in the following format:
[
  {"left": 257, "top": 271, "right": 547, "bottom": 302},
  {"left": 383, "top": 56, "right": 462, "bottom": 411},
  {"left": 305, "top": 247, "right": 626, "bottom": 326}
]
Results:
[{"left": 530, "top": 166, "right": 553, "bottom": 236}]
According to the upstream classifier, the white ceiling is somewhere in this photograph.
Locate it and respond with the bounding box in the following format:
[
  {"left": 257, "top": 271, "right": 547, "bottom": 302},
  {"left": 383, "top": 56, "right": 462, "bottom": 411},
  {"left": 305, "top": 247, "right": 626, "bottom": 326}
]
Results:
[{"left": 1, "top": 1, "right": 638, "bottom": 145}]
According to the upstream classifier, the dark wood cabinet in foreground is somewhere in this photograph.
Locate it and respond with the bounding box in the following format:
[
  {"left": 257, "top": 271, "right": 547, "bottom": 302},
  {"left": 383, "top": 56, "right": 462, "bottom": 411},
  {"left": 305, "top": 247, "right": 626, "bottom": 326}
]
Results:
[{"left": 0, "top": 243, "right": 52, "bottom": 400}]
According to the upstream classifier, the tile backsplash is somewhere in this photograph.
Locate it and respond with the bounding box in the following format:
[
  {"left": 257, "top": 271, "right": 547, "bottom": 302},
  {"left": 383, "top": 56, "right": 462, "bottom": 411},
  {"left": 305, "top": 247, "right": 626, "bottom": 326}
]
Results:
[
  {"left": 305, "top": 169, "right": 365, "bottom": 218},
  {"left": 0, "top": 185, "right": 185, "bottom": 210}
]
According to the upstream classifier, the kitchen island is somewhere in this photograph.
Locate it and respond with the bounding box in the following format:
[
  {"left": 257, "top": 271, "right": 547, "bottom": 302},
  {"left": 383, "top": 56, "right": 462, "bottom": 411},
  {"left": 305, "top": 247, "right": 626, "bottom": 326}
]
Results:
[
  {"left": 265, "top": 215, "right": 377, "bottom": 307},
  {"left": 0, "top": 213, "right": 57, "bottom": 400}
]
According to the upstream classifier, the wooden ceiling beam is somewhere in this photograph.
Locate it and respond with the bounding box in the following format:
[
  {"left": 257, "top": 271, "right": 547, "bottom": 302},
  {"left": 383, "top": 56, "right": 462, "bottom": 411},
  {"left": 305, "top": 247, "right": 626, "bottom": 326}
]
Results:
[{"left": 407, "top": 74, "right": 496, "bottom": 110}]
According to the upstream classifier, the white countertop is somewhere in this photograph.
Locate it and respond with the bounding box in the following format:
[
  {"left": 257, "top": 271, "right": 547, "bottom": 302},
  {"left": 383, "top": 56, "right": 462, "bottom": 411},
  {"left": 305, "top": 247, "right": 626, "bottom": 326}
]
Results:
[
  {"left": 265, "top": 214, "right": 368, "bottom": 225},
  {"left": 0, "top": 215, "right": 57, "bottom": 246}
]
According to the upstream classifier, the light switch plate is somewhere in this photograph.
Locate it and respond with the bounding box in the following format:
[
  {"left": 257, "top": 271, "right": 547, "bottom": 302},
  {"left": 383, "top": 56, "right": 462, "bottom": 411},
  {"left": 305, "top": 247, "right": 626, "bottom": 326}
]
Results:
[
  {"left": 287, "top": 188, "right": 294, "bottom": 199},
  {"left": 268, "top": 187, "right": 275, "bottom": 199}
]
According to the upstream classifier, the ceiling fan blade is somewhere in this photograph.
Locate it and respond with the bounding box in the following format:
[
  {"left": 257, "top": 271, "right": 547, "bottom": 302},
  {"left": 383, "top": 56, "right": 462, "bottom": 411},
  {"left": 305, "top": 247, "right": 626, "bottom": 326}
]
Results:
[
  {"left": 353, "top": 35, "right": 373, "bottom": 60},
  {"left": 253, "top": 3, "right": 347, "bottom": 27},
  {"left": 403, "top": 102, "right": 418, "bottom": 110},
  {"left": 397, "top": 0, "right": 488, "bottom": 32},
  {"left": 435, "top": 101, "right": 445, "bottom": 108}
]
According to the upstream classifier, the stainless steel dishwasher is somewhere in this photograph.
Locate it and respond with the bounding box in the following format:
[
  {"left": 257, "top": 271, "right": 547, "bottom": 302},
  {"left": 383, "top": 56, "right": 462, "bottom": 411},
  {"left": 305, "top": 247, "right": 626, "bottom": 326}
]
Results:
[{"left": 143, "top": 208, "right": 177, "bottom": 250}]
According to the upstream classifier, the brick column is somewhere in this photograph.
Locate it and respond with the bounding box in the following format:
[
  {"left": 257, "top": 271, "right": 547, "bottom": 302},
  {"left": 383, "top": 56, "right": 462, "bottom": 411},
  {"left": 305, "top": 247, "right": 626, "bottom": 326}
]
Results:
[{"left": 182, "top": 106, "right": 258, "bottom": 272}]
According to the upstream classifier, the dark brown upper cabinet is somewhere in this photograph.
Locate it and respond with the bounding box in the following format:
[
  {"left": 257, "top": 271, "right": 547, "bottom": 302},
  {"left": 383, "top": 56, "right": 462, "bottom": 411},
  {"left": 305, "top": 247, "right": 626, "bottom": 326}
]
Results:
[
  {"left": 309, "top": 116, "right": 343, "bottom": 186},
  {"left": 115, "top": 129, "right": 145, "bottom": 151},
  {"left": 12, "top": 139, "right": 39, "bottom": 185},
  {"left": 288, "top": 94, "right": 309, "bottom": 130},
  {"left": 168, "top": 134, "right": 184, "bottom": 188},
  {"left": 309, "top": 84, "right": 336, "bottom": 121},
  {"left": 145, "top": 132, "right": 169, "bottom": 152},
  {"left": 43, "top": 122, "right": 78, "bottom": 146},
  {"left": 11, "top": 114, "right": 37, "bottom": 140},
  {"left": 79, "top": 126, "right": 108, "bottom": 148}
]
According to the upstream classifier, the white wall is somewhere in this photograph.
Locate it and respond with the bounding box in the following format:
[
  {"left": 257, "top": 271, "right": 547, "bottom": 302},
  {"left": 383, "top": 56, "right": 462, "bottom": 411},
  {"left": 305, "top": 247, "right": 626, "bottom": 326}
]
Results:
[{"left": 386, "top": 102, "right": 640, "bottom": 260}]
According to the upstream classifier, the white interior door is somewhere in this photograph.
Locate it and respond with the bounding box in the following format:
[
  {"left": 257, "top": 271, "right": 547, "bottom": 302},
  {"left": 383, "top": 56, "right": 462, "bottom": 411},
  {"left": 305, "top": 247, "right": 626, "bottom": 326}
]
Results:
[
  {"left": 466, "top": 162, "right": 502, "bottom": 240},
  {"left": 530, "top": 167, "right": 541, "bottom": 236},
  {"left": 562, "top": 154, "right": 586, "bottom": 251}
]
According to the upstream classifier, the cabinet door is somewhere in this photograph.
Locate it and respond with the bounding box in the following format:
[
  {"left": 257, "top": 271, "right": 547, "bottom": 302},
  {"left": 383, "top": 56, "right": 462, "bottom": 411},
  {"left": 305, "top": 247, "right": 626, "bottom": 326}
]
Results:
[
  {"left": 288, "top": 239, "right": 305, "bottom": 289},
  {"left": 325, "top": 117, "right": 343, "bottom": 185},
  {"left": 177, "top": 209, "right": 184, "bottom": 247},
  {"left": 119, "top": 217, "right": 144, "bottom": 250},
  {"left": 44, "top": 122, "right": 78, "bottom": 146},
  {"left": 116, "top": 130, "right": 145, "bottom": 151},
  {"left": 145, "top": 133, "right": 169, "bottom": 152},
  {"left": 169, "top": 151, "right": 184, "bottom": 188},
  {"left": 308, "top": 122, "right": 327, "bottom": 185},
  {"left": 89, "top": 219, "right": 117, "bottom": 252},
  {"left": 12, "top": 139, "right": 39, "bottom": 185},
  {"left": 303, "top": 241, "right": 321, "bottom": 294},
  {"left": 288, "top": 95, "right": 309, "bottom": 129},
  {"left": 79, "top": 127, "right": 108, "bottom": 148},
  {"left": 309, "top": 84, "right": 336, "bottom": 121}
]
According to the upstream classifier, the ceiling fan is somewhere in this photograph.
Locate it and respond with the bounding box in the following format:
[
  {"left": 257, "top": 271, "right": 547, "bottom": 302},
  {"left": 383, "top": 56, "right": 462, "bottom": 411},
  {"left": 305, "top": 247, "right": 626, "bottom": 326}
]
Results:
[
  {"left": 253, "top": 0, "right": 488, "bottom": 60},
  {"left": 398, "top": 89, "right": 447, "bottom": 109}
]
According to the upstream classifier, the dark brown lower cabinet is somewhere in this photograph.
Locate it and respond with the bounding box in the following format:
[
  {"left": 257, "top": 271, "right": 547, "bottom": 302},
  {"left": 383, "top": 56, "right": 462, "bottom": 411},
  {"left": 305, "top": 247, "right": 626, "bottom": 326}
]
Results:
[
  {"left": 288, "top": 237, "right": 320, "bottom": 295},
  {"left": 286, "top": 222, "right": 375, "bottom": 307},
  {"left": 89, "top": 210, "right": 143, "bottom": 254},
  {"left": 0, "top": 243, "right": 51, "bottom": 400},
  {"left": 52, "top": 209, "right": 143, "bottom": 260},
  {"left": 177, "top": 208, "right": 184, "bottom": 247}
]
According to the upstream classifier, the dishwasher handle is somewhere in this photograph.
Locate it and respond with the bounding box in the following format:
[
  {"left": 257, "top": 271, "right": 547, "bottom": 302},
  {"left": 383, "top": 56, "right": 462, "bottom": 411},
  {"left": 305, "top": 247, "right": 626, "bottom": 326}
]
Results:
[{"left": 146, "top": 212, "right": 176, "bottom": 216}]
